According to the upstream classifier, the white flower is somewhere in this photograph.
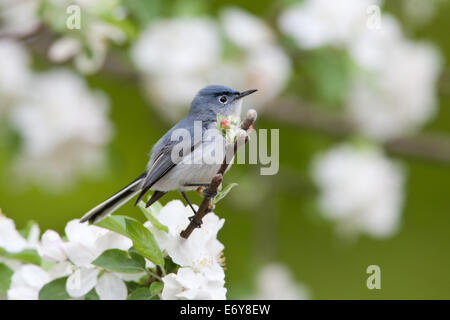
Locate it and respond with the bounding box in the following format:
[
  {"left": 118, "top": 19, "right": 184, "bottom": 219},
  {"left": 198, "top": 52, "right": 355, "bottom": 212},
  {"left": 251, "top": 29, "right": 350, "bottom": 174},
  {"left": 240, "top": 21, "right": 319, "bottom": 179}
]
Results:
[
  {"left": 65, "top": 267, "right": 100, "bottom": 298},
  {"left": 131, "top": 17, "right": 221, "bottom": 119},
  {"left": 94, "top": 272, "right": 128, "bottom": 300},
  {"left": 279, "top": 1, "right": 442, "bottom": 140},
  {"left": 145, "top": 200, "right": 224, "bottom": 268},
  {"left": 37, "top": 230, "right": 67, "bottom": 262},
  {"left": 48, "top": 37, "right": 81, "bottom": 63},
  {"left": 38, "top": 220, "right": 133, "bottom": 300},
  {"left": 7, "top": 265, "right": 51, "bottom": 300},
  {"left": 46, "top": 1, "right": 126, "bottom": 74},
  {"left": 220, "top": 7, "right": 273, "bottom": 50},
  {"left": 220, "top": 7, "right": 291, "bottom": 106},
  {"left": 132, "top": 18, "right": 220, "bottom": 76},
  {"left": 348, "top": 14, "right": 403, "bottom": 72},
  {"left": 10, "top": 69, "right": 113, "bottom": 187},
  {"left": 162, "top": 266, "right": 226, "bottom": 300},
  {"left": 132, "top": 14, "right": 290, "bottom": 120},
  {"left": 0, "top": 39, "right": 32, "bottom": 112},
  {"left": 66, "top": 265, "right": 129, "bottom": 300},
  {"left": 73, "top": 22, "right": 126, "bottom": 74},
  {"left": 253, "top": 263, "right": 310, "bottom": 300},
  {"left": 62, "top": 219, "right": 132, "bottom": 267},
  {"left": 0, "top": 215, "right": 29, "bottom": 253},
  {"left": 0, "top": 211, "right": 39, "bottom": 254},
  {"left": 242, "top": 44, "right": 291, "bottom": 103},
  {"left": 146, "top": 200, "right": 227, "bottom": 300},
  {"left": 278, "top": 0, "right": 381, "bottom": 49},
  {"left": 140, "top": 74, "right": 208, "bottom": 120},
  {"left": 346, "top": 17, "right": 442, "bottom": 140},
  {"left": 0, "top": 0, "right": 40, "bottom": 37},
  {"left": 311, "top": 144, "right": 405, "bottom": 238}
]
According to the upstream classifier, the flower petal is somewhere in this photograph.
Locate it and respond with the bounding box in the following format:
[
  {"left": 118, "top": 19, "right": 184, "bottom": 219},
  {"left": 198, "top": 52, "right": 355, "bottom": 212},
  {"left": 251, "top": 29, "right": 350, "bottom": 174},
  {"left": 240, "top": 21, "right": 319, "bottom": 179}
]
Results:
[
  {"left": 64, "top": 219, "right": 107, "bottom": 248},
  {"left": 7, "top": 286, "right": 39, "bottom": 300},
  {"left": 37, "top": 230, "right": 67, "bottom": 262},
  {"left": 66, "top": 267, "right": 99, "bottom": 298},
  {"left": 95, "top": 273, "right": 127, "bottom": 300},
  {"left": 48, "top": 261, "right": 72, "bottom": 279},
  {"left": 63, "top": 241, "right": 97, "bottom": 267},
  {"left": 0, "top": 215, "right": 28, "bottom": 252}
]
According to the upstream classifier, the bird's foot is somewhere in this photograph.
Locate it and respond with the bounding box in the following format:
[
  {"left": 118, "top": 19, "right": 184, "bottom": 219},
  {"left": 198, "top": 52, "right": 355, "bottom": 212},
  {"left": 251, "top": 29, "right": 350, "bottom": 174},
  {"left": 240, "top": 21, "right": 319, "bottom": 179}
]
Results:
[
  {"left": 203, "top": 189, "right": 217, "bottom": 199},
  {"left": 188, "top": 216, "right": 202, "bottom": 229}
]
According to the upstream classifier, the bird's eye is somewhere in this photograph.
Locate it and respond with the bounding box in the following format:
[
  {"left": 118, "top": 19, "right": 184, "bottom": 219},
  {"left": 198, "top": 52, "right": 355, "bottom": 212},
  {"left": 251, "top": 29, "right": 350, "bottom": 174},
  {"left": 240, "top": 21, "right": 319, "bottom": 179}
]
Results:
[{"left": 219, "top": 96, "right": 228, "bottom": 104}]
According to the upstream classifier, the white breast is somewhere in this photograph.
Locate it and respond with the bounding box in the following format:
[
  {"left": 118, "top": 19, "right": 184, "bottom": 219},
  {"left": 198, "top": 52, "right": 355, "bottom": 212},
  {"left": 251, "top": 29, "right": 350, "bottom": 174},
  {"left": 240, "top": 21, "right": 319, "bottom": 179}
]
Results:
[{"left": 151, "top": 137, "right": 233, "bottom": 192}]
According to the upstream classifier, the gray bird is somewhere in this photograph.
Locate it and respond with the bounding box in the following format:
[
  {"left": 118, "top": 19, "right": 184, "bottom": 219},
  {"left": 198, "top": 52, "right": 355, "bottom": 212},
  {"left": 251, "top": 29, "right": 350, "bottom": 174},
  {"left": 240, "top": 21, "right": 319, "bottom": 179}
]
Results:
[{"left": 80, "top": 85, "right": 257, "bottom": 224}]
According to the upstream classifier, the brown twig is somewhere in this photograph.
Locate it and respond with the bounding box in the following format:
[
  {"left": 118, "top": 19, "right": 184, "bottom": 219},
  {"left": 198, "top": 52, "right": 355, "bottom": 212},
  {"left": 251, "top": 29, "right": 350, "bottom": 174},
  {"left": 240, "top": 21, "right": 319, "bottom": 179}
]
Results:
[{"left": 180, "top": 109, "right": 258, "bottom": 239}]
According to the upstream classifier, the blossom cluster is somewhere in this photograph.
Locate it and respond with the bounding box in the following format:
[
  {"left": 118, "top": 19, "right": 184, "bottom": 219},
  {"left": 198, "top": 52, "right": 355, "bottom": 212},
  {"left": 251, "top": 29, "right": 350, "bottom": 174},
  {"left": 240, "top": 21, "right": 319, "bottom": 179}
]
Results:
[
  {"left": 279, "top": 0, "right": 441, "bottom": 238},
  {"left": 0, "top": 39, "right": 112, "bottom": 188},
  {"left": 279, "top": 0, "right": 441, "bottom": 141},
  {"left": 0, "top": 200, "right": 227, "bottom": 300},
  {"left": 311, "top": 143, "right": 404, "bottom": 238},
  {"left": 131, "top": 7, "right": 291, "bottom": 120}
]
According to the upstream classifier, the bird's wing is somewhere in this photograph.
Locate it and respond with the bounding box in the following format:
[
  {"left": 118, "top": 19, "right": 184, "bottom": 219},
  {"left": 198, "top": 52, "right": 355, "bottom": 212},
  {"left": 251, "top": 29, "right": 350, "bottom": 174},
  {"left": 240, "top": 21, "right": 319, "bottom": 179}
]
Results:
[{"left": 134, "top": 139, "right": 201, "bottom": 205}]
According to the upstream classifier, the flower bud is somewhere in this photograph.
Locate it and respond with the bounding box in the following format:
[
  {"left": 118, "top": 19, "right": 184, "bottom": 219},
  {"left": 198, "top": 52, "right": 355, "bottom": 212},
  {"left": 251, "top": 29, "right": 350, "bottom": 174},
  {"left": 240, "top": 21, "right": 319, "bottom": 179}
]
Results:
[
  {"left": 220, "top": 118, "right": 231, "bottom": 129},
  {"left": 246, "top": 109, "right": 257, "bottom": 121}
]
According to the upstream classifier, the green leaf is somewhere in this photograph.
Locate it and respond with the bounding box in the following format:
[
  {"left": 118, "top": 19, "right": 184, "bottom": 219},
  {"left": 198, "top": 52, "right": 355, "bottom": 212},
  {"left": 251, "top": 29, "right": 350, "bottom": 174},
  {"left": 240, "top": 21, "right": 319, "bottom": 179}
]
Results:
[
  {"left": 92, "top": 249, "right": 145, "bottom": 273},
  {"left": 95, "top": 215, "right": 140, "bottom": 237},
  {"left": 38, "top": 277, "right": 70, "bottom": 300},
  {"left": 85, "top": 288, "right": 99, "bottom": 300},
  {"left": 214, "top": 183, "right": 238, "bottom": 204},
  {"left": 172, "top": 0, "right": 208, "bottom": 17},
  {"left": 164, "top": 257, "right": 180, "bottom": 274},
  {"left": 122, "top": 0, "right": 161, "bottom": 26},
  {"left": 125, "top": 280, "right": 140, "bottom": 292},
  {"left": 150, "top": 281, "right": 163, "bottom": 296},
  {"left": 128, "top": 247, "right": 146, "bottom": 269},
  {"left": 0, "top": 248, "right": 41, "bottom": 265},
  {"left": 0, "top": 263, "right": 13, "bottom": 294},
  {"left": 125, "top": 220, "right": 164, "bottom": 267},
  {"left": 127, "top": 287, "right": 152, "bottom": 300},
  {"left": 137, "top": 200, "right": 168, "bottom": 232},
  {"left": 306, "top": 48, "right": 352, "bottom": 106}
]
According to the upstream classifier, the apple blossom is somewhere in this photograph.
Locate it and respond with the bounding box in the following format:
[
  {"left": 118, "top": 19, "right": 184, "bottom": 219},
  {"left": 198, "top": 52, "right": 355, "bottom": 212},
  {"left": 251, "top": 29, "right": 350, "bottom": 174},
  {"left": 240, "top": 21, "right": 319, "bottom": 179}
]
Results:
[
  {"left": 312, "top": 143, "right": 405, "bottom": 238},
  {"left": 7, "top": 265, "right": 51, "bottom": 300}
]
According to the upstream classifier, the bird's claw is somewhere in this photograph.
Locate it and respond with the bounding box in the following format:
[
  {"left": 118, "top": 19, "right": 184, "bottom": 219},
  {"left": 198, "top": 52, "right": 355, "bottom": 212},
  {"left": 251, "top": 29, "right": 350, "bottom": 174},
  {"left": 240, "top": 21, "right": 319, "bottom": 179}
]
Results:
[
  {"left": 188, "top": 215, "right": 202, "bottom": 228},
  {"left": 203, "top": 189, "right": 217, "bottom": 198}
]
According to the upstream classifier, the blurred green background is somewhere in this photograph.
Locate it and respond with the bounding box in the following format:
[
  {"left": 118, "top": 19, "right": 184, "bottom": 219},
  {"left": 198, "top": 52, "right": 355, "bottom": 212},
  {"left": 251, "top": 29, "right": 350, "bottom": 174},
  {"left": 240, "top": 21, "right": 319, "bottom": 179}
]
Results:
[{"left": 1, "top": 0, "right": 450, "bottom": 299}]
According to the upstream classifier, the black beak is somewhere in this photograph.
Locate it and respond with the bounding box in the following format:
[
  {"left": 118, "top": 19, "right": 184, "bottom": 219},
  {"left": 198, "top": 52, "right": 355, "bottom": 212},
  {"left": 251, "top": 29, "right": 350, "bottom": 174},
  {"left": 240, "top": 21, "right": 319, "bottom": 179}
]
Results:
[{"left": 236, "top": 89, "right": 258, "bottom": 100}]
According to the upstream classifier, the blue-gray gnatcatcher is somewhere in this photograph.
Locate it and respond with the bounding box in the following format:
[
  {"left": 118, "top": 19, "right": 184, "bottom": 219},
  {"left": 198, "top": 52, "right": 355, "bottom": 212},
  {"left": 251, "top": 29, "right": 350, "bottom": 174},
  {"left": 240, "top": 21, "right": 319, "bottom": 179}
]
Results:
[{"left": 80, "top": 85, "right": 257, "bottom": 224}]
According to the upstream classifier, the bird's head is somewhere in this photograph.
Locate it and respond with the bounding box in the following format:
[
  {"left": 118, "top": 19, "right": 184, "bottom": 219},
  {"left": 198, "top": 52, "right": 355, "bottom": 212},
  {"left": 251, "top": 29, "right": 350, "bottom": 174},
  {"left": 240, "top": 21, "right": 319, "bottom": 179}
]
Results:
[{"left": 189, "top": 85, "right": 257, "bottom": 120}]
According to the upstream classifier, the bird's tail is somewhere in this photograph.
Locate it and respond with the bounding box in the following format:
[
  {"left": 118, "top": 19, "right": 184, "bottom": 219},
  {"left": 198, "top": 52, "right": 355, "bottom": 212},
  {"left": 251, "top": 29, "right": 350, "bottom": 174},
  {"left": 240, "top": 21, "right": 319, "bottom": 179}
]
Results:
[{"left": 80, "top": 173, "right": 146, "bottom": 224}]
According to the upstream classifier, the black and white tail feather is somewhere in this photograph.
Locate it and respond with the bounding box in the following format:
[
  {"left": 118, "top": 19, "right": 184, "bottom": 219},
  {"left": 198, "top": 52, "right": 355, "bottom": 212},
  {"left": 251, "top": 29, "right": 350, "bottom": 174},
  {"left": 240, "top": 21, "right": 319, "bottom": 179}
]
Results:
[{"left": 80, "top": 173, "right": 146, "bottom": 224}]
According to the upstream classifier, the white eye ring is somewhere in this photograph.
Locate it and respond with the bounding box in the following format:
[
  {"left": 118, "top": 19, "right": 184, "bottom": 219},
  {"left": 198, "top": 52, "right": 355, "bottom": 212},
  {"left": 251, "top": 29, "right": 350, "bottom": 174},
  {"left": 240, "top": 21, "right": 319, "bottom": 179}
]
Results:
[{"left": 219, "top": 95, "right": 228, "bottom": 104}]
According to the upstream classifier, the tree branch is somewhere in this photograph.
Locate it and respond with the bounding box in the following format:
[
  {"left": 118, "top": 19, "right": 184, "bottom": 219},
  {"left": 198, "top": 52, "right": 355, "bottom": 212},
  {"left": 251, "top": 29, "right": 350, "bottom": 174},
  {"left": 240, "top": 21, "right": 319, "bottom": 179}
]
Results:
[
  {"left": 264, "top": 97, "right": 450, "bottom": 164},
  {"left": 180, "top": 109, "right": 258, "bottom": 239}
]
